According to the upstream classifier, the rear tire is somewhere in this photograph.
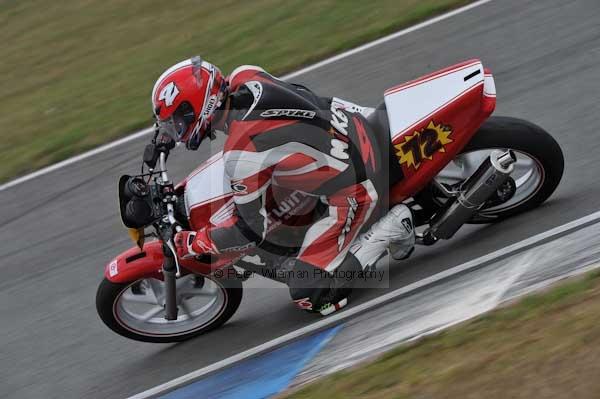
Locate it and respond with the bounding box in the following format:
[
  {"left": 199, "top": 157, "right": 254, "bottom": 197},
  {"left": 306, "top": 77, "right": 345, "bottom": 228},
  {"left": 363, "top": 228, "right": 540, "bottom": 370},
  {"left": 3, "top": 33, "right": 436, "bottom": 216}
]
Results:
[
  {"left": 416, "top": 116, "right": 564, "bottom": 223},
  {"left": 462, "top": 116, "right": 564, "bottom": 221}
]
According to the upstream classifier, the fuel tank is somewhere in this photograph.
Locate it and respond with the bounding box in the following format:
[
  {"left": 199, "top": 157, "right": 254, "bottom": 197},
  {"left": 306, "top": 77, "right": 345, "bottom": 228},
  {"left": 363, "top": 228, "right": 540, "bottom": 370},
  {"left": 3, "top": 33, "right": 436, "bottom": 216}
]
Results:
[{"left": 183, "top": 152, "right": 317, "bottom": 234}]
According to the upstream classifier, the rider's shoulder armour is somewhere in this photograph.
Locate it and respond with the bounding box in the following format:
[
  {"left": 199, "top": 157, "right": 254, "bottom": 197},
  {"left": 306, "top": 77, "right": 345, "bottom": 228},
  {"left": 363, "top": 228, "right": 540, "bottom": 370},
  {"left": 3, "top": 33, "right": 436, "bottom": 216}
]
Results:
[{"left": 227, "top": 66, "right": 330, "bottom": 124}]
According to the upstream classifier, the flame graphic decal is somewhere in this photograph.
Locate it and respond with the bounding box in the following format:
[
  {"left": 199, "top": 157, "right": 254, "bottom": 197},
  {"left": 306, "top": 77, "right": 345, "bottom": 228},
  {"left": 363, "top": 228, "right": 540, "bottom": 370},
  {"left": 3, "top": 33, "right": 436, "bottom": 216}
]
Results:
[{"left": 394, "top": 121, "right": 453, "bottom": 169}]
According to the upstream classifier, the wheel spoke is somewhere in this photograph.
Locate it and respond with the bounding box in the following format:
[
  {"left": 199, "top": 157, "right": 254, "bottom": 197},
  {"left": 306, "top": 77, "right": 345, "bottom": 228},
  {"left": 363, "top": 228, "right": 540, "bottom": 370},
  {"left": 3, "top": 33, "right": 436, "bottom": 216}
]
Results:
[
  {"left": 514, "top": 168, "right": 534, "bottom": 187},
  {"left": 179, "top": 286, "right": 218, "bottom": 298},
  {"left": 176, "top": 275, "right": 193, "bottom": 289},
  {"left": 147, "top": 279, "right": 165, "bottom": 304},
  {"left": 121, "top": 292, "right": 159, "bottom": 305},
  {"left": 515, "top": 159, "right": 534, "bottom": 168},
  {"left": 179, "top": 300, "right": 194, "bottom": 319},
  {"left": 140, "top": 305, "right": 164, "bottom": 321}
]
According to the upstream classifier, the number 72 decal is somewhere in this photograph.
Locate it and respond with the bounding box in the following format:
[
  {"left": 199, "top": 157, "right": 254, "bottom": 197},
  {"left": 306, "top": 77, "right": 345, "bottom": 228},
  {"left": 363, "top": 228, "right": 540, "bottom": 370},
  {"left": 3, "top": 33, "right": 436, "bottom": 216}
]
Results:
[{"left": 394, "top": 121, "right": 453, "bottom": 169}]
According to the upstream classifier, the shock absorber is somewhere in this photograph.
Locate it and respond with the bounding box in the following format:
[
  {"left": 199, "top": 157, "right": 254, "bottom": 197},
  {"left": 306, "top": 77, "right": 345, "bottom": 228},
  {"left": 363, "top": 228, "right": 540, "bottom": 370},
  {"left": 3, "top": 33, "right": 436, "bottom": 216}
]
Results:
[{"left": 423, "top": 149, "right": 516, "bottom": 242}]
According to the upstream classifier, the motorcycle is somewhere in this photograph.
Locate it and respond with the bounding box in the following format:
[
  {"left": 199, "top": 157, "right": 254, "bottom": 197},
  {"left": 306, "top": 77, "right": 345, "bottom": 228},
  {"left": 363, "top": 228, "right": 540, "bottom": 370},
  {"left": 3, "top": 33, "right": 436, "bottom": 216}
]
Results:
[{"left": 96, "top": 59, "right": 564, "bottom": 342}]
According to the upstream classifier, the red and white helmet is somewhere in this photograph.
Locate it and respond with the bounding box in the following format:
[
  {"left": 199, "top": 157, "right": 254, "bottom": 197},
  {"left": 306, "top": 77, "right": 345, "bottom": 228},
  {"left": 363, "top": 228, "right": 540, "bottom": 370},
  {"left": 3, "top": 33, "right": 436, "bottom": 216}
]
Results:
[{"left": 152, "top": 56, "right": 227, "bottom": 150}]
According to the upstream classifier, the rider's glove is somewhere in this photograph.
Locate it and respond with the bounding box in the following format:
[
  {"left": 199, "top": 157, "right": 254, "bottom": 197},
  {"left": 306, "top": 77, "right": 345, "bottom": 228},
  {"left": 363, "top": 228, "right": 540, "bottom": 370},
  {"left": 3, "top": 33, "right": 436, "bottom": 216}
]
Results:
[{"left": 174, "top": 228, "right": 219, "bottom": 259}]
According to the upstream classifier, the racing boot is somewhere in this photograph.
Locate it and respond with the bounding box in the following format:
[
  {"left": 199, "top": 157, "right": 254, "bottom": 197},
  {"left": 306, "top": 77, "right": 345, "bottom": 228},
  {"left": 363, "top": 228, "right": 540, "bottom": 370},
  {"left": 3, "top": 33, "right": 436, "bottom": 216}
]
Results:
[
  {"left": 313, "top": 254, "right": 363, "bottom": 316},
  {"left": 288, "top": 256, "right": 361, "bottom": 316},
  {"left": 350, "top": 204, "right": 416, "bottom": 270},
  {"left": 313, "top": 204, "right": 417, "bottom": 316}
]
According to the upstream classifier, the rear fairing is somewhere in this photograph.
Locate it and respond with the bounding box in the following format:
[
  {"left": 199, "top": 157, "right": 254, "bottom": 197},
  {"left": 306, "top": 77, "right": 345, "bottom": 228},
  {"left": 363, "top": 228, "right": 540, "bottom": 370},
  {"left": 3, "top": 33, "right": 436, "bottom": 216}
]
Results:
[{"left": 385, "top": 59, "right": 496, "bottom": 204}]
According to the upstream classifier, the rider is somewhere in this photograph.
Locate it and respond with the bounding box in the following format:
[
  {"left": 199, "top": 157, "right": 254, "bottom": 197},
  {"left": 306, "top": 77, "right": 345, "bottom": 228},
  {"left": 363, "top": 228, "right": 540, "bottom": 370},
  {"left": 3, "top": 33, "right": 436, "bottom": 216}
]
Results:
[{"left": 152, "top": 56, "right": 415, "bottom": 315}]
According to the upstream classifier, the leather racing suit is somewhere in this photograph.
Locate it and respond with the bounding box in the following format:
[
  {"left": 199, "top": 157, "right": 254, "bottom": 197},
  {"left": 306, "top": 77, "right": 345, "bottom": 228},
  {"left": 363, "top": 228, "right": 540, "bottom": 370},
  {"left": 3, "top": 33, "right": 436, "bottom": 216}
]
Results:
[{"left": 201, "top": 65, "right": 414, "bottom": 314}]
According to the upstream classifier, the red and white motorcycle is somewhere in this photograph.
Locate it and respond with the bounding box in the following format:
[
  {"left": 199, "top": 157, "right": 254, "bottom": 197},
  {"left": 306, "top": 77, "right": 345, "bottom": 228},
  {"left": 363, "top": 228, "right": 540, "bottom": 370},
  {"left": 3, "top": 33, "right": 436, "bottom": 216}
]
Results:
[{"left": 96, "top": 60, "right": 564, "bottom": 342}]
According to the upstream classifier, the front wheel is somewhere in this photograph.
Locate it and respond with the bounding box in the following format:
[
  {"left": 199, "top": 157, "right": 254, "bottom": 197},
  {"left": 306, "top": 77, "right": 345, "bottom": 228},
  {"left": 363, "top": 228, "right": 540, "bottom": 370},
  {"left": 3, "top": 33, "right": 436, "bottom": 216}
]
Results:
[
  {"left": 96, "top": 269, "right": 243, "bottom": 343},
  {"left": 421, "top": 116, "right": 564, "bottom": 223}
]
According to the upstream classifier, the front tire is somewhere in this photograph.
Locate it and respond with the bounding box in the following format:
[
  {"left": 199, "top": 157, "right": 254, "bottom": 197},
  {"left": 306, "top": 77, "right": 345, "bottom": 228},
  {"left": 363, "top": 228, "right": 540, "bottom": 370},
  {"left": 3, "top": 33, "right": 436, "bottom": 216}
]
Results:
[{"left": 96, "top": 269, "right": 243, "bottom": 343}]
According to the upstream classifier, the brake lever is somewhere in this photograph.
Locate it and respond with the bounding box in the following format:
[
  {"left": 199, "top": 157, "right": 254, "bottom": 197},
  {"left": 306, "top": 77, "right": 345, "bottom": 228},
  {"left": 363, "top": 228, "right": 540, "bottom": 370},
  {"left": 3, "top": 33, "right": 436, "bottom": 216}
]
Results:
[
  {"left": 161, "top": 209, "right": 184, "bottom": 277},
  {"left": 155, "top": 132, "right": 176, "bottom": 155},
  {"left": 165, "top": 238, "right": 182, "bottom": 278}
]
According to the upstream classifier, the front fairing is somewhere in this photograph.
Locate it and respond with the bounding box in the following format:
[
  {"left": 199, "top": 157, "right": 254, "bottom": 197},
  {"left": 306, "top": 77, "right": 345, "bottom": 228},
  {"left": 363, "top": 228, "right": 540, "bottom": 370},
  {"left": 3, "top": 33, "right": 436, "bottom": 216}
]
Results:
[
  {"left": 183, "top": 151, "right": 234, "bottom": 230},
  {"left": 103, "top": 239, "right": 241, "bottom": 283}
]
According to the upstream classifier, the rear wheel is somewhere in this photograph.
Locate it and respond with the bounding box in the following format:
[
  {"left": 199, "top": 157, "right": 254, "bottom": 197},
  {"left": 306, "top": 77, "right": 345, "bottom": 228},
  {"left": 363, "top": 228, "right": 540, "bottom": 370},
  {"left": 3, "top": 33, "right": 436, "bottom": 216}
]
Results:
[
  {"left": 419, "top": 116, "right": 564, "bottom": 223},
  {"left": 96, "top": 269, "right": 242, "bottom": 343}
]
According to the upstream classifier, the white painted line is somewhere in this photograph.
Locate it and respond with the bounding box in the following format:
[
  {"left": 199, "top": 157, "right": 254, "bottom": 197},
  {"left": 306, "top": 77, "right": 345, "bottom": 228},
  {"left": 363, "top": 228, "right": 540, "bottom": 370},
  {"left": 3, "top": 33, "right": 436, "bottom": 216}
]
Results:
[
  {"left": 0, "top": 0, "right": 494, "bottom": 193},
  {"left": 0, "top": 127, "right": 154, "bottom": 192},
  {"left": 129, "top": 208, "right": 600, "bottom": 399},
  {"left": 283, "top": 0, "right": 494, "bottom": 80}
]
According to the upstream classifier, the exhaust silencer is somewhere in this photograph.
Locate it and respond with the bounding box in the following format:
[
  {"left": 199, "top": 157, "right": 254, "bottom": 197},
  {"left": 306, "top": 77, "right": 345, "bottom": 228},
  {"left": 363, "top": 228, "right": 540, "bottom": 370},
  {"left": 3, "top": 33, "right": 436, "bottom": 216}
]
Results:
[{"left": 425, "top": 149, "right": 516, "bottom": 240}]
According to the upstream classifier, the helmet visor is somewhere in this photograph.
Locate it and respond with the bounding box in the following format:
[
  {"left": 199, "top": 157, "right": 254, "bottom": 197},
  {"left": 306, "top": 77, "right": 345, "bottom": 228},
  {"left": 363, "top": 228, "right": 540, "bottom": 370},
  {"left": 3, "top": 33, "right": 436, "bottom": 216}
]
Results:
[{"left": 157, "top": 101, "right": 196, "bottom": 141}]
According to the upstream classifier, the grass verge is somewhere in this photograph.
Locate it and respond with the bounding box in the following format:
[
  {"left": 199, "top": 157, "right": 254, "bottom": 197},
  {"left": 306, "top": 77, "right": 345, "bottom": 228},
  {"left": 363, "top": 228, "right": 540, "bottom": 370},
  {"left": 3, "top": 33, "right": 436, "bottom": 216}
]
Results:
[
  {"left": 0, "top": 0, "right": 472, "bottom": 182},
  {"left": 285, "top": 269, "right": 600, "bottom": 399}
]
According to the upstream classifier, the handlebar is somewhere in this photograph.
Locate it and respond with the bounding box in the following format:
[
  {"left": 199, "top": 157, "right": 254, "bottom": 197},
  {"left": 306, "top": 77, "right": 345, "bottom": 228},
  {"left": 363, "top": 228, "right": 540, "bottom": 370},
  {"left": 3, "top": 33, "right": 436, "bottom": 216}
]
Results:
[
  {"left": 159, "top": 151, "right": 182, "bottom": 233},
  {"left": 157, "top": 151, "right": 183, "bottom": 277}
]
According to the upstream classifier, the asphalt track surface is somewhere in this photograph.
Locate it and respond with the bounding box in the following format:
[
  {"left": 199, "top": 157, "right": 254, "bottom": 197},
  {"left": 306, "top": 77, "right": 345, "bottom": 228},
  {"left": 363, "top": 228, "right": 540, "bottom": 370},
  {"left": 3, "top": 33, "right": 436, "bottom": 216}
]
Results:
[{"left": 1, "top": 1, "right": 599, "bottom": 398}]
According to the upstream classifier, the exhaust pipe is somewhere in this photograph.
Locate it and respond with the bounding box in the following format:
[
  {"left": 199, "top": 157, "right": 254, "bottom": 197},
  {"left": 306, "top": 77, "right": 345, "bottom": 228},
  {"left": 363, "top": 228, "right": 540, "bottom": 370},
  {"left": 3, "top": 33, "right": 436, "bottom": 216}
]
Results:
[{"left": 423, "top": 149, "right": 516, "bottom": 241}]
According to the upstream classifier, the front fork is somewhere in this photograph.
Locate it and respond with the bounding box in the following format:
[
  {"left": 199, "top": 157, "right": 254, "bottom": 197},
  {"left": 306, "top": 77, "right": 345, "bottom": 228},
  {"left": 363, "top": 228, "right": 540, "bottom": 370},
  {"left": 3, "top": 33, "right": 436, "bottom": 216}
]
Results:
[{"left": 162, "top": 243, "right": 179, "bottom": 320}]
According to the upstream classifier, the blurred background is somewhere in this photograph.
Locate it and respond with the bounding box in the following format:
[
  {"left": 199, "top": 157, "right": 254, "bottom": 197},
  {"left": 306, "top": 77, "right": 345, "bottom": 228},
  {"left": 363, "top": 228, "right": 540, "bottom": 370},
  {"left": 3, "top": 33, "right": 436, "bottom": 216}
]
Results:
[{"left": 0, "top": 0, "right": 467, "bottom": 182}]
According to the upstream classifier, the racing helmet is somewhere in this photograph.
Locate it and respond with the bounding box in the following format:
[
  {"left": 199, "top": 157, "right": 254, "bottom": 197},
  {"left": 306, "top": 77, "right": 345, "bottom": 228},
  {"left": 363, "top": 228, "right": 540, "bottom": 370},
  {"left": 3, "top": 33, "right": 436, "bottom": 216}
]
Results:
[{"left": 152, "top": 56, "right": 227, "bottom": 150}]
